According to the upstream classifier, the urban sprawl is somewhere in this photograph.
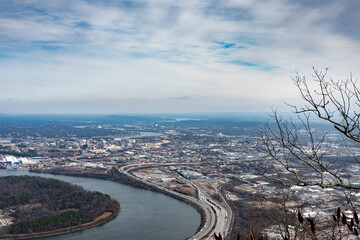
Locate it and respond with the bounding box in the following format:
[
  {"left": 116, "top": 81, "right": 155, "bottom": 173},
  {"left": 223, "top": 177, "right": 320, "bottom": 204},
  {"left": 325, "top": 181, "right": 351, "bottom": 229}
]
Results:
[{"left": 0, "top": 116, "right": 359, "bottom": 239}]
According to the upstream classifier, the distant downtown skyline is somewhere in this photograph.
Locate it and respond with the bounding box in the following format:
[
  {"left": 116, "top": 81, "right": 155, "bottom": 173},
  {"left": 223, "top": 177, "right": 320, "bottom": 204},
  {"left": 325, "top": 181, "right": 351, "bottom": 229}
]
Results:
[{"left": 1, "top": 0, "right": 360, "bottom": 114}]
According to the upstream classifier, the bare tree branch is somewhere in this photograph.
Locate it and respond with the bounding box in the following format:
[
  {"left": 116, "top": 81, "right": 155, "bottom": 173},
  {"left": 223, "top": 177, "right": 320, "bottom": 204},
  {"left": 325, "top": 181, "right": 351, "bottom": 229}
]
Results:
[{"left": 259, "top": 68, "right": 360, "bottom": 190}]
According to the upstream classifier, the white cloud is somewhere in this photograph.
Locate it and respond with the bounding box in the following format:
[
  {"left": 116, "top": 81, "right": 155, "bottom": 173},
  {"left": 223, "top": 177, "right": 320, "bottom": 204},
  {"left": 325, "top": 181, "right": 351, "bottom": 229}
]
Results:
[{"left": 0, "top": 0, "right": 359, "bottom": 113}]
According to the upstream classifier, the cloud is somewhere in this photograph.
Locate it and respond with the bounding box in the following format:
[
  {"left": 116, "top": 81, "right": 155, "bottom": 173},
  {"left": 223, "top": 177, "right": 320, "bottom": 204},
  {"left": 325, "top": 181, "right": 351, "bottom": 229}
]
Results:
[
  {"left": 0, "top": 0, "right": 359, "bottom": 113},
  {"left": 167, "top": 96, "right": 189, "bottom": 100}
]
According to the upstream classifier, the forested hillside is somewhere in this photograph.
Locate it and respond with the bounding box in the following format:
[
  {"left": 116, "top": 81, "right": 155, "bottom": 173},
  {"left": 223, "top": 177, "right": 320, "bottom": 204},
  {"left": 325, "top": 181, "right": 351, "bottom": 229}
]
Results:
[{"left": 0, "top": 176, "right": 119, "bottom": 235}]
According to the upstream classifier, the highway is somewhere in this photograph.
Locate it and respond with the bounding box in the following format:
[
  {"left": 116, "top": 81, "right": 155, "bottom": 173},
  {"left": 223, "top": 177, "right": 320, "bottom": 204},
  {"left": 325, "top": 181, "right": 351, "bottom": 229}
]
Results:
[
  {"left": 118, "top": 163, "right": 233, "bottom": 240},
  {"left": 188, "top": 180, "right": 233, "bottom": 239}
]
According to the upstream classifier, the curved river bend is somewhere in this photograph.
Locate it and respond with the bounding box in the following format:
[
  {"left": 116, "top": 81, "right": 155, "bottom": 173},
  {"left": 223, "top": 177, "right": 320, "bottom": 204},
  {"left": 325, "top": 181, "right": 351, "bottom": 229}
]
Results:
[{"left": 0, "top": 170, "right": 200, "bottom": 240}]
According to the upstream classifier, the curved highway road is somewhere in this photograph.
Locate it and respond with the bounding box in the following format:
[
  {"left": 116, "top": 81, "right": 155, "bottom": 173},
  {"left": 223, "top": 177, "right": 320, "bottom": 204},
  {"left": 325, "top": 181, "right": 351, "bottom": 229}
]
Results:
[{"left": 118, "top": 163, "right": 233, "bottom": 240}]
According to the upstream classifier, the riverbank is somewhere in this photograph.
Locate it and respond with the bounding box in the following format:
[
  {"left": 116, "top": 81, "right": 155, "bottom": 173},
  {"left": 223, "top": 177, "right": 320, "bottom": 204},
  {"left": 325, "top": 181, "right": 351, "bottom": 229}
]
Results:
[
  {"left": 30, "top": 167, "right": 206, "bottom": 237},
  {"left": 0, "top": 198, "right": 120, "bottom": 240}
]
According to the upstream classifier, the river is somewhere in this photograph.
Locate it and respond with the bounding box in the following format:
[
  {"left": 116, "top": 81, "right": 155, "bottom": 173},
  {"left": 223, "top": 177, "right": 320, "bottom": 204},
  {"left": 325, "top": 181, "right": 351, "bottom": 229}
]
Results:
[{"left": 0, "top": 170, "right": 201, "bottom": 240}]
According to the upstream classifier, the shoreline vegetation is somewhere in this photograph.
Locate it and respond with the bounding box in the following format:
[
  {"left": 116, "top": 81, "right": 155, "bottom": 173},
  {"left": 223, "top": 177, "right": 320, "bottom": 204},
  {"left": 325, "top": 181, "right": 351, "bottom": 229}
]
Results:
[
  {"left": 30, "top": 167, "right": 206, "bottom": 236},
  {"left": 0, "top": 175, "right": 120, "bottom": 240},
  {"left": 0, "top": 210, "right": 119, "bottom": 240}
]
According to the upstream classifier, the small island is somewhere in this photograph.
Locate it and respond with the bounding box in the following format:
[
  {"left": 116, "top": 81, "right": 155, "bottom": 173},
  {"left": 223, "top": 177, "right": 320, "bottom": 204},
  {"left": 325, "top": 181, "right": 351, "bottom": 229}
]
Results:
[{"left": 0, "top": 175, "right": 120, "bottom": 239}]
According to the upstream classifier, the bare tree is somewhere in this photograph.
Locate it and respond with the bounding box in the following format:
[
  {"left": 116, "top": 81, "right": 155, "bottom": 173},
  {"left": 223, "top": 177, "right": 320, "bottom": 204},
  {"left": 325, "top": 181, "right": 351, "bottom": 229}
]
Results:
[
  {"left": 258, "top": 189, "right": 303, "bottom": 239},
  {"left": 291, "top": 68, "right": 360, "bottom": 142},
  {"left": 259, "top": 68, "right": 360, "bottom": 190}
]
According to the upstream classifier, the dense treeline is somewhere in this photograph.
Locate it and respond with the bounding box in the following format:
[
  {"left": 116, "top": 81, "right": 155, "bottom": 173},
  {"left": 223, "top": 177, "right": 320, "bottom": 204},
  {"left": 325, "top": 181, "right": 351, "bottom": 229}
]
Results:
[
  {"left": 0, "top": 151, "right": 37, "bottom": 157},
  {"left": 0, "top": 176, "right": 119, "bottom": 235},
  {"left": 18, "top": 210, "right": 80, "bottom": 228}
]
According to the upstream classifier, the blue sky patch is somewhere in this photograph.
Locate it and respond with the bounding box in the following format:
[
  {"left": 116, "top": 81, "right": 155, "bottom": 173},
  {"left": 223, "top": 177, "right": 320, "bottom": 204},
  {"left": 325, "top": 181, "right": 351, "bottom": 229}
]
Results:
[
  {"left": 0, "top": 52, "right": 13, "bottom": 59},
  {"left": 213, "top": 41, "right": 236, "bottom": 49},
  {"left": 33, "top": 41, "right": 63, "bottom": 51},
  {"left": 74, "top": 21, "right": 92, "bottom": 29},
  {"left": 228, "top": 60, "right": 278, "bottom": 71},
  {"left": 229, "top": 60, "right": 257, "bottom": 67}
]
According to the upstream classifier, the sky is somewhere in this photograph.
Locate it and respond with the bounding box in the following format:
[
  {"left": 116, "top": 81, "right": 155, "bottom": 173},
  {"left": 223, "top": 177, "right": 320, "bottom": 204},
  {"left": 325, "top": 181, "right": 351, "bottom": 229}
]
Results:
[{"left": 0, "top": 0, "right": 360, "bottom": 114}]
